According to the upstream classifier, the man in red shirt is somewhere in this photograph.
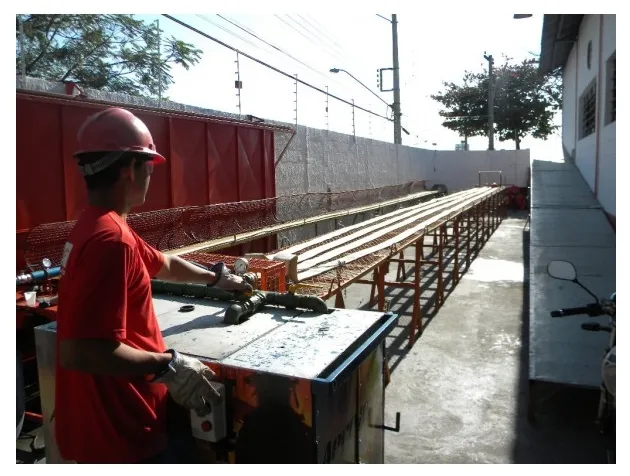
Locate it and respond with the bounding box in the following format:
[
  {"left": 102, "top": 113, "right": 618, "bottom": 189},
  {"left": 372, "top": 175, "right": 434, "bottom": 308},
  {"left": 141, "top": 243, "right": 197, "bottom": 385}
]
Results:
[{"left": 55, "top": 107, "right": 252, "bottom": 463}]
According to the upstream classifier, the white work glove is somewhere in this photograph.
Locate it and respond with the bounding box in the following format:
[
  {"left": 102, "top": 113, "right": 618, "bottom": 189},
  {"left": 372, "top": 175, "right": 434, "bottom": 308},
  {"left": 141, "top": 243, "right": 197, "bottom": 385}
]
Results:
[
  {"left": 210, "top": 262, "right": 253, "bottom": 293},
  {"left": 154, "top": 350, "right": 222, "bottom": 417}
]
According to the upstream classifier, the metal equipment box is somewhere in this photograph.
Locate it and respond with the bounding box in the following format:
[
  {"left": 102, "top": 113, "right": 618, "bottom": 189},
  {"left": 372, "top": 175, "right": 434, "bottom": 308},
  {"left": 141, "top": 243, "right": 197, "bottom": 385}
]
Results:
[{"left": 35, "top": 296, "right": 398, "bottom": 464}]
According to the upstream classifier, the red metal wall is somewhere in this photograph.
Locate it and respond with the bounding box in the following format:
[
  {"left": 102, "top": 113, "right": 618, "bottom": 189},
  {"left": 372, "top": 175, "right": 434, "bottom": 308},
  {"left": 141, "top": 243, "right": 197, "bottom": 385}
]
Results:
[{"left": 16, "top": 92, "right": 276, "bottom": 269}]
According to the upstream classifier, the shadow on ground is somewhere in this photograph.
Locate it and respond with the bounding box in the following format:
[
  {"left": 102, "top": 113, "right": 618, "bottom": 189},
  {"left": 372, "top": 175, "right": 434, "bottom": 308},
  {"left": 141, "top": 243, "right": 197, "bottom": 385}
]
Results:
[{"left": 369, "top": 210, "right": 608, "bottom": 463}]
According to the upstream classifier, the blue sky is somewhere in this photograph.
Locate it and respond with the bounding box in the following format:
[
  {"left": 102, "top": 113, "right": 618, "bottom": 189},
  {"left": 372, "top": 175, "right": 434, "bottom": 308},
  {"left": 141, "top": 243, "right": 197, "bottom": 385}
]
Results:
[{"left": 135, "top": 13, "right": 561, "bottom": 157}]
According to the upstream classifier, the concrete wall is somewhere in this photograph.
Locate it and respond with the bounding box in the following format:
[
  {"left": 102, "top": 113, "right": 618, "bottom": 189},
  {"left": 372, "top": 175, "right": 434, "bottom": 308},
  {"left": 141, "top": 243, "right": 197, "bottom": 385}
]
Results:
[
  {"left": 562, "top": 41, "right": 577, "bottom": 159},
  {"left": 17, "top": 75, "right": 531, "bottom": 208},
  {"left": 561, "top": 14, "right": 616, "bottom": 216},
  {"left": 598, "top": 15, "right": 616, "bottom": 216},
  {"left": 575, "top": 15, "right": 600, "bottom": 191},
  {"left": 275, "top": 125, "right": 531, "bottom": 196}
]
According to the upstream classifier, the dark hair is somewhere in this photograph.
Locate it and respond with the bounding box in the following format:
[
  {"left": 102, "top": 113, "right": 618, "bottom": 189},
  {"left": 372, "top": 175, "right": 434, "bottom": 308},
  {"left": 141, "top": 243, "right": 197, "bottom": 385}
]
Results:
[{"left": 75, "top": 152, "right": 149, "bottom": 190}]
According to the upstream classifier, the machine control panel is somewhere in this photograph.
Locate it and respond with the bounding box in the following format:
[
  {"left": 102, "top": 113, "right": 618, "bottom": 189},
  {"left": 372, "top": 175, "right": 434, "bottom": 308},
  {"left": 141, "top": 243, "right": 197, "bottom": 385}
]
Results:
[{"left": 190, "top": 382, "right": 227, "bottom": 442}]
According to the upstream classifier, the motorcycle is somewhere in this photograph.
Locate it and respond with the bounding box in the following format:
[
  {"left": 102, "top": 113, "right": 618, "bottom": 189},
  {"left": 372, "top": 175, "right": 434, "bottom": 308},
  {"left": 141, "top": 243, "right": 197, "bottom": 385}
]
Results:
[{"left": 547, "top": 260, "right": 615, "bottom": 462}]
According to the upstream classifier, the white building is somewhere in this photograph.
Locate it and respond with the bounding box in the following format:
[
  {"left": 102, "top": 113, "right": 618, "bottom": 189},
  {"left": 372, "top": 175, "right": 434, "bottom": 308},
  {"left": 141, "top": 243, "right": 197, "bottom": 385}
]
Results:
[{"left": 540, "top": 14, "right": 616, "bottom": 227}]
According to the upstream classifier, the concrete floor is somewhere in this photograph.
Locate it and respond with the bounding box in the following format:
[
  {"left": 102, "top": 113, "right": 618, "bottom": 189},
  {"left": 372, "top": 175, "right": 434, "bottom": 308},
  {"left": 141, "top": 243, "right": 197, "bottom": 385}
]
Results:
[
  {"left": 18, "top": 211, "right": 607, "bottom": 464},
  {"left": 343, "top": 211, "right": 606, "bottom": 464}
]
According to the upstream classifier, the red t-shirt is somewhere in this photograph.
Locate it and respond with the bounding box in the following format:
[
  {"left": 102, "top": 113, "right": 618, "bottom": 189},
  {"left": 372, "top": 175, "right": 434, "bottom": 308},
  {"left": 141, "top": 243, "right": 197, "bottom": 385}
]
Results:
[{"left": 55, "top": 206, "right": 168, "bottom": 463}]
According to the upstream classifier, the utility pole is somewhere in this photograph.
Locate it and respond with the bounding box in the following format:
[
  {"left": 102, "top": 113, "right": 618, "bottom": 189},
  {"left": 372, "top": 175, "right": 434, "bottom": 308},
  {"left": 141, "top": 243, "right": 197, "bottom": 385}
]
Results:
[
  {"left": 392, "top": 14, "right": 402, "bottom": 145},
  {"left": 484, "top": 52, "right": 495, "bottom": 150}
]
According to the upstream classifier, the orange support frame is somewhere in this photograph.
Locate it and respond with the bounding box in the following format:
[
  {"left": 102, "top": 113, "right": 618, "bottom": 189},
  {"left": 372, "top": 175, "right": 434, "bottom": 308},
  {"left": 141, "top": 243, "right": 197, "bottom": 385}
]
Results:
[{"left": 341, "top": 189, "right": 507, "bottom": 349}]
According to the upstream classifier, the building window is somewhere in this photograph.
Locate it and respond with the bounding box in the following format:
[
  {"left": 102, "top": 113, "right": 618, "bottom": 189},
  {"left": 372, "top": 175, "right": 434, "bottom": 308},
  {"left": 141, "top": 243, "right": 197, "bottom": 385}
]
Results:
[
  {"left": 587, "top": 41, "right": 593, "bottom": 69},
  {"left": 606, "top": 52, "right": 616, "bottom": 125},
  {"left": 580, "top": 80, "right": 597, "bottom": 139}
]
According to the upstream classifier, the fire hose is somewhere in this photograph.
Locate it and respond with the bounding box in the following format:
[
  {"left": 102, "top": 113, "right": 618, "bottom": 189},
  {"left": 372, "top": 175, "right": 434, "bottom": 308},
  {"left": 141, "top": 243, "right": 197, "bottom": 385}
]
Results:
[{"left": 150, "top": 280, "right": 329, "bottom": 325}]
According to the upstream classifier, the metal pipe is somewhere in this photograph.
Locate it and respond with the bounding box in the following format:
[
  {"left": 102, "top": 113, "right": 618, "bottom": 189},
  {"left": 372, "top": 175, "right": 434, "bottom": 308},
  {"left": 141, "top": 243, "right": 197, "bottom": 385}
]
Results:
[
  {"left": 151, "top": 280, "right": 236, "bottom": 301},
  {"left": 150, "top": 280, "right": 329, "bottom": 325},
  {"left": 16, "top": 267, "right": 61, "bottom": 286}
]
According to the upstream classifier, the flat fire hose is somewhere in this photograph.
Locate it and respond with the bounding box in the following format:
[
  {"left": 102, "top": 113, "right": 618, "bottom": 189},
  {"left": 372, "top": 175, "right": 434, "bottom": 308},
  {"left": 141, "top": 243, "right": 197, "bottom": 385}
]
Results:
[{"left": 150, "top": 280, "right": 329, "bottom": 325}]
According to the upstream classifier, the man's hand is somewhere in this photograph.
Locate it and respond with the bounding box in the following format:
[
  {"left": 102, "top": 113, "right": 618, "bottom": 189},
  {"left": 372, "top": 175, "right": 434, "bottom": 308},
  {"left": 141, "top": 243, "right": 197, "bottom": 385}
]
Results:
[
  {"left": 154, "top": 350, "right": 222, "bottom": 417},
  {"left": 157, "top": 256, "right": 253, "bottom": 293},
  {"left": 214, "top": 270, "right": 253, "bottom": 293},
  {"left": 210, "top": 262, "right": 253, "bottom": 293}
]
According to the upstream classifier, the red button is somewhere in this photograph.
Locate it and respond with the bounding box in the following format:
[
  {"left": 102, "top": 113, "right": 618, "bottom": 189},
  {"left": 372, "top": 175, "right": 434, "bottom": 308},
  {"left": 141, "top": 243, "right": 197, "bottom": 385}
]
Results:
[{"left": 201, "top": 421, "right": 213, "bottom": 432}]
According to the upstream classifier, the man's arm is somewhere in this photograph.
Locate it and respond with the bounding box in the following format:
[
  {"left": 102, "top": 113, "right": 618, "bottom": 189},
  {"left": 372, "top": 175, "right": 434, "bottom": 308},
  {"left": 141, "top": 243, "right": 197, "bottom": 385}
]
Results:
[
  {"left": 155, "top": 255, "right": 252, "bottom": 292},
  {"left": 155, "top": 255, "right": 217, "bottom": 285},
  {"left": 59, "top": 339, "right": 171, "bottom": 377}
]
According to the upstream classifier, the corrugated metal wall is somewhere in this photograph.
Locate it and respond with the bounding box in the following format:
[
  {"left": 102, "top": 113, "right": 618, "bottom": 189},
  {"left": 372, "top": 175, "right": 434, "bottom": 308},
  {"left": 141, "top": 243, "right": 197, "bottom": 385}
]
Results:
[{"left": 16, "top": 92, "right": 276, "bottom": 269}]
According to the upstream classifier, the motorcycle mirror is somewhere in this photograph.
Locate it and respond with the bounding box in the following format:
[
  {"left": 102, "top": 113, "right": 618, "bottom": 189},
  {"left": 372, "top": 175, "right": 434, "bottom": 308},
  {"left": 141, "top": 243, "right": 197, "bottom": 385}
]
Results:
[{"left": 547, "top": 260, "right": 577, "bottom": 281}]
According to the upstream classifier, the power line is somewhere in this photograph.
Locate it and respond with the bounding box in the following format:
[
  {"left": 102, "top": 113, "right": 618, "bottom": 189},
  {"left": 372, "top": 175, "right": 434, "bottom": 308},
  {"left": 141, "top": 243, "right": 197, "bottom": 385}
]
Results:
[
  {"left": 273, "top": 13, "right": 343, "bottom": 63},
  {"left": 216, "top": 14, "right": 345, "bottom": 89},
  {"left": 273, "top": 14, "right": 350, "bottom": 68},
  {"left": 286, "top": 14, "right": 345, "bottom": 62},
  {"left": 162, "top": 14, "right": 393, "bottom": 123},
  {"left": 297, "top": 14, "right": 346, "bottom": 58},
  {"left": 196, "top": 14, "right": 262, "bottom": 52},
  {"left": 305, "top": 14, "right": 346, "bottom": 53}
]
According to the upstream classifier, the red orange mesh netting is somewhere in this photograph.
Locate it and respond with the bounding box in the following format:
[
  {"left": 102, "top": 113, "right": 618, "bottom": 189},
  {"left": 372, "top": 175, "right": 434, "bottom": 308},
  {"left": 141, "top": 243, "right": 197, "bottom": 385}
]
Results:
[{"left": 23, "top": 181, "right": 427, "bottom": 271}]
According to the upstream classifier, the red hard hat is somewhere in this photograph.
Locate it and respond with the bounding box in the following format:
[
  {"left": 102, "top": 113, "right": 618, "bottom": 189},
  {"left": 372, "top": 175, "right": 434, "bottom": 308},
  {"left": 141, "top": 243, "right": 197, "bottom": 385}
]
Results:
[{"left": 74, "top": 107, "right": 166, "bottom": 175}]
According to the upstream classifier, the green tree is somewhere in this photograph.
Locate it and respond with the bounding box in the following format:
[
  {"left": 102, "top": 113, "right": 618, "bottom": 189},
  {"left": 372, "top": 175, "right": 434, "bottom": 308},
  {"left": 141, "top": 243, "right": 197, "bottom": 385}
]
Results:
[
  {"left": 16, "top": 14, "right": 203, "bottom": 98},
  {"left": 430, "top": 70, "right": 488, "bottom": 148},
  {"left": 431, "top": 56, "right": 562, "bottom": 149}
]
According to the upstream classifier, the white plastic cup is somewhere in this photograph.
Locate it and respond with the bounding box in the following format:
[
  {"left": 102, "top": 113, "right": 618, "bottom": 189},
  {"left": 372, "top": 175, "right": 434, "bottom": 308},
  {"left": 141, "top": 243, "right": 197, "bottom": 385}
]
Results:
[{"left": 24, "top": 291, "right": 37, "bottom": 308}]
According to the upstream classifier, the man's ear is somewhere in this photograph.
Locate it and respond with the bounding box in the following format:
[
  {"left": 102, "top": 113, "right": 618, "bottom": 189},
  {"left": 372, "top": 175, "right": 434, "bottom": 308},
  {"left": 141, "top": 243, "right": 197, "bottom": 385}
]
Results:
[{"left": 119, "top": 158, "right": 136, "bottom": 182}]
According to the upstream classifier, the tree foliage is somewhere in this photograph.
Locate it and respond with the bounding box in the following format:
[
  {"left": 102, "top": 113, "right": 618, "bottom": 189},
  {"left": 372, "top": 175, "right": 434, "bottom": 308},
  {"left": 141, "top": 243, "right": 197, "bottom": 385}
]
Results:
[
  {"left": 16, "top": 14, "right": 203, "bottom": 97},
  {"left": 431, "top": 56, "right": 562, "bottom": 149}
]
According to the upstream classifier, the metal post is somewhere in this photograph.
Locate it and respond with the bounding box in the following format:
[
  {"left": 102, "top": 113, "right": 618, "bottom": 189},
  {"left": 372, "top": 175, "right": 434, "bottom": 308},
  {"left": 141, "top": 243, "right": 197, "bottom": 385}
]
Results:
[
  {"left": 325, "top": 85, "right": 329, "bottom": 130},
  {"left": 409, "top": 236, "right": 423, "bottom": 348},
  {"left": 335, "top": 290, "right": 345, "bottom": 308},
  {"left": 475, "top": 204, "right": 481, "bottom": 256},
  {"left": 466, "top": 210, "right": 471, "bottom": 269},
  {"left": 396, "top": 250, "right": 405, "bottom": 281},
  {"left": 235, "top": 52, "right": 242, "bottom": 116},
  {"left": 377, "top": 263, "right": 386, "bottom": 312},
  {"left": 369, "top": 268, "right": 378, "bottom": 308},
  {"left": 293, "top": 74, "right": 298, "bottom": 127},
  {"left": 493, "top": 193, "right": 498, "bottom": 230},
  {"left": 454, "top": 217, "right": 460, "bottom": 284},
  {"left": 485, "top": 198, "right": 490, "bottom": 241},
  {"left": 482, "top": 199, "right": 486, "bottom": 242},
  {"left": 437, "top": 225, "right": 445, "bottom": 309},
  {"left": 392, "top": 14, "right": 402, "bottom": 144},
  {"left": 18, "top": 15, "right": 26, "bottom": 81},
  {"left": 484, "top": 53, "right": 495, "bottom": 150},
  {"left": 352, "top": 99, "right": 356, "bottom": 139}
]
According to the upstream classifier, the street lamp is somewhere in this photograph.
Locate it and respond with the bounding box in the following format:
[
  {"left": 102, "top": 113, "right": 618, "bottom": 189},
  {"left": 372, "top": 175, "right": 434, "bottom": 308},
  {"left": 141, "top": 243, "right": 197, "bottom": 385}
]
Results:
[
  {"left": 329, "top": 68, "right": 391, "bottom": 110},
  {"left": 513, "top": 14, "right": 533, "bottom": 19}
]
